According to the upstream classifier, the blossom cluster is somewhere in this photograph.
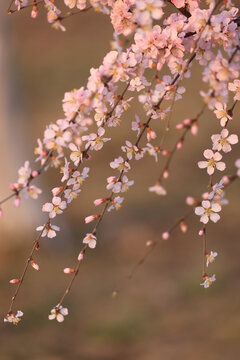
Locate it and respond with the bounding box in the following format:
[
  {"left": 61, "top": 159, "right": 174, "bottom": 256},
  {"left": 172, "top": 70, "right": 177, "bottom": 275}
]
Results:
[{"left": 3, "top": 0, "right": 240, "bottom": 323}]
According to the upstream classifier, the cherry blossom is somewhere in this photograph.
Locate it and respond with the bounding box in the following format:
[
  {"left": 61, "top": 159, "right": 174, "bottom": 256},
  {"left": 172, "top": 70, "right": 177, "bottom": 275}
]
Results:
[
  {"left": 64, "top": 0, "right": 86, "bottom": 10},
  {"left": 17, "top": 161, "right": 31, "bottom": 185},
  {"left": 108, "top": 196, "right": 124, "bottom": 212},
  {"left": 198, "top": 149, "right": 226, "bottom": 175},
  {"left": 148, "top": 183, "right": 167, "bottom": 195},
  {"left": 49, "top": 305, "right": 68, "bottom": 322},
  {"left": 195, "top": 200, "right": 221, "bottom": 224},
  {"left": 211, "top": 129, "right": 238, "bottom": 153},
  {"left": 110, "top": 156, "right": 131, "bottom": 172},
  {"left": 214, "top": 102, "right": 232, "bottom": 127},
  {"left": 42, "top": 197, "right": 67, "bottom": 218},
  {"left": 121, "top": 141, "right": 143, "bottom": 161},
  {"left": 36, "top": 223, "right": 60, "bottom": 238},
  {"left": 228, "top": 79, "right": 240, "bottom": 101},
  {"left": 4, "top": 311, "right": 23, "bottom": 325},
  {"left": 61, "top": 158, "right": 71, "bottom": 183},
  {"left": 82, "top": 233, "right": 97, "bottom": 249},
  {"left": 206, "top": 251, "right": 218, "bottom": 267},
  {"left": 208, "top": 179, "right": 224, "bottom": 200},
  {"left": 69, "top": 143, "right": 82, "bottom": 166},
  {"left": 82, "top": 127, "right": 111, "bottom": 151},
  {"left": 200, "top": 274, "right": 216, "bottom": 288}
]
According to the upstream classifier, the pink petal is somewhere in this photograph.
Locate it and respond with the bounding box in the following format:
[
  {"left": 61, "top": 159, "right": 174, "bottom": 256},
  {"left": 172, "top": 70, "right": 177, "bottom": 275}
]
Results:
[{"left": 216, "top": 162, "right": 226, "bottom": 171}]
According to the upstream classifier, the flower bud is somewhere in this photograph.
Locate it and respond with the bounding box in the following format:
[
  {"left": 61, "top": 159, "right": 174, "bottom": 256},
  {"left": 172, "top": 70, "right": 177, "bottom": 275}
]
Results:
[
  {"left": 176, "top": 123, "right": 184, "bottom": 130},
  {"left": 186, "top": 196, "right": 197, "bottom": 206},
  {"left": 13, "top": 196, "right": 21, "bottom": 208},
  {"left": 78, "top": 251, "right": 84, "bottom": 261},
  {"left": 30, "top": 260, "right": 39, "bottom": 271},
  {"left": 85, "top": 215, "right": 99, "bottom": 224},
  {"left": 162, "top": 232, "right": 170, "bottom": 240},
  {"left": 199, "top": 229, "right": 204, "bottom": 236},
  {"left": 177, "top": 140, "right": 183, "bottom": 149},
  {"left": 146, "top": 240, "right": 154, "bottom": 247},
  {"left": 191, "top": 122, "right": 198, "bottom": 135},
  {"left": 31, "top": 170, "right": 39, "bottom": 178},
  {"left": 94, "top": 198, "right": 106, "bottom": 206},
  {"left": 163, "top": 169, "right": 169, "bottom": 179},
  {"left": 9, "top": 279, "right": 19, "bottom": 284},
  {"left": 180, "top": 220, "right": 187, "bottom": 233},
  {"left": 63, "top": 268, "right": 75, "bottom": 274}
]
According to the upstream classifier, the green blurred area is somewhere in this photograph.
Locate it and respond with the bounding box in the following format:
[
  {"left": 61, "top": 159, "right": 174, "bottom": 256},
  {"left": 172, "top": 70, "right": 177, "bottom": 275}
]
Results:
[{"left": 0, "top": 2, "right": 240, "bottom": 360}]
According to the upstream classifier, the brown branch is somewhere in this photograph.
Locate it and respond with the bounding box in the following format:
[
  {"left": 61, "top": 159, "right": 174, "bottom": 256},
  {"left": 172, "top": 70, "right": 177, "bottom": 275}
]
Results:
[{"left": 165, "top": 0, "right": 191, "bottom": 18}]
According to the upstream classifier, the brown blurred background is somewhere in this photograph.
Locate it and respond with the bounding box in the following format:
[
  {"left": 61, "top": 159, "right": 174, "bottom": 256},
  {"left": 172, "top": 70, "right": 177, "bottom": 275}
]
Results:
[{"left": 0, "top": 2, "right": 240, "bottom": 359}]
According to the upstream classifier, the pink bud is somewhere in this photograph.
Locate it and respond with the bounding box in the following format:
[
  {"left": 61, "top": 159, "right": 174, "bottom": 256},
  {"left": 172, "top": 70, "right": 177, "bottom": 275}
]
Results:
[
  {"left": 163, "top": 169, "right": 169, "bottom": 179},
  {"left": 162, "top": 232, "right": 170, "bottom": 240},
  {"left": 10, "top": 183, "right": 16, "bottom": 191},
  {"left": 13, "top": 196, "right": 21, "bottom": 208},
  {"left": 52, "top": 187, "right": 63, "bottom": 196},
  {"left": 222, "top": 175, "right": 230, "bottom": 184},
  {"left": 31, "top": 9, "right": 38, "bottom": 18},
  {"left": 191, "top": 123, "right": 198, "bottom": 135},
  {"left": 94, "top": 198, "right": 106, "bottom": 206},
  {"left": 30, "top": 260, "right": 39, "bottom": 271},
  {"left": 9, "top": 279, "right": 19, "bottom": 284},
  {"left": 180, "top": 221, "right": 187, "bottom": 233},
  {"left": 176, "top": 123, "right": 184, "bottom": 130},
  {"left": 78, "top": 251, "right": 84, "bottom": 261},
  {"left": 146, "top": 240, "right": 154, "bottom": 247},
  {"left": 162, "top": 150, "right": 170, "bottom": 156},
  {"left": 85, "top": 215, "right": 99, "bottom": 224},
  {"left": 0, "top": 208, "right": 3, "bottom": 218},
  {"left": 31, "top": 170, "right": 39, "bottom": 178},
  {"left": 202, "top": 192, "right": 209, "bottom": 200},
  {"left": 177, "top": 140, "right": 183, "bottom": 149},
  {"left": 183, "top": 118, "right": 191, "bottom": 126},
  {"left": 199, "top": 229, "right": 204, "bottom": 236},
  {"left": 186, "top": 196, "right": 196, "bottom": 206},
  {"left": 63, "top": 268, "right": 75, "bottom": 274},
  {"left": 31, "top": 4, "right": 38, "bottom": 18}
]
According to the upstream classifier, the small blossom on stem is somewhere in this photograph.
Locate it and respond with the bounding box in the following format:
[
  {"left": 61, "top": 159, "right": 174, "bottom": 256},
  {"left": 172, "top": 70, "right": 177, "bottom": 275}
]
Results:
[
  {"left": 149, "top": 183, "right": 167, "bottom": 195},
  {"left": 195, "top": 200, "right": 221, "bottom": 224},
  {"left": 42, "top": 197, "right": 67, "bottom": 218},
  {"left": 200, "top": 274, "right": 216, "bottom": 288},
  {"left": 36, "top": 223, "right": 60, "bottom": 238},
  {"left": 49, "top": 305, "right": 68, "bottom": 323},
  {"left": 211, "top": 129, "right": 238, "bottom": 153},
  {"left": 4, "top": 311, "right": 23, "bottom": 325},
  {"left": 208, "top": 179, "right": 224, "bottom": 200},
  {"left": 206, "top": 251, "right": 218, "bottom": 267},
  {"left": 228, "top": 79, "right": 240, "bottom": 101},
  {"left": 82, "top": 127, "right": 111, "bottom": 151},
  {"left": 82, "top": 233, "right": 97, "bottom": 249},
  {"left": 110, "top": 156, "right": 131, "bottom": 172},
  {"left": 198, "top": 149, "right": 225, "bottom": 175},
  {"left": 69, "top": 143, "right": 82, "bottom": 166},
  {"left": 214, "top": 102, "right": 232, "bottom": 127}
]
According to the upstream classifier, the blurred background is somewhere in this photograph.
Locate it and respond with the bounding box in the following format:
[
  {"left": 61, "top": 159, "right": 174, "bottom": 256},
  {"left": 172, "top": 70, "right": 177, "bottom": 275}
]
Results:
[{"left": 0, "top": 2, "right": 240, "bottom": 359}]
